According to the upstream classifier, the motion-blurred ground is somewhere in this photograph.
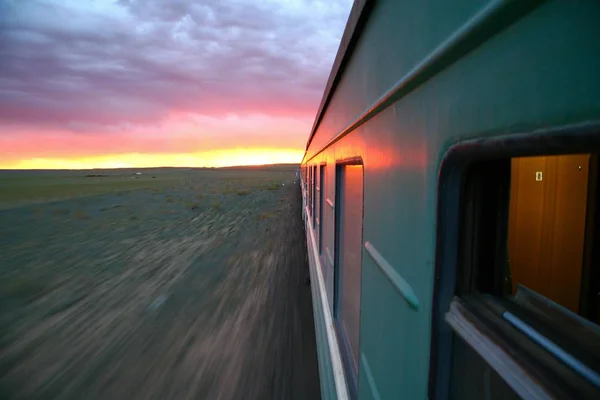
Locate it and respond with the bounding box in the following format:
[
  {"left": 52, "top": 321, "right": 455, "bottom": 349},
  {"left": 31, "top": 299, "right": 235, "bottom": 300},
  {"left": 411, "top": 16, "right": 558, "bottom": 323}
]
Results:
[{"left": 0, "top": 165, "right": 319, "bottom": 399}]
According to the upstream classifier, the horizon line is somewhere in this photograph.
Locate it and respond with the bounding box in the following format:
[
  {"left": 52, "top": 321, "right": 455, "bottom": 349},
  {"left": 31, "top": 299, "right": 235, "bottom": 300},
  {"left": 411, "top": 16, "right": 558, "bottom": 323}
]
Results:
[{"left": 0, "top": 162, "right": 300, "bottom": 172}]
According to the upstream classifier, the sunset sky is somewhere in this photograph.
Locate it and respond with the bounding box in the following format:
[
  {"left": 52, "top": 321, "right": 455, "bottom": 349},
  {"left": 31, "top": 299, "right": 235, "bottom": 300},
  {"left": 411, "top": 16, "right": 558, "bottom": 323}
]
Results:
[{"left": 0, "top": 0, "right": 352, "bottom": 169}]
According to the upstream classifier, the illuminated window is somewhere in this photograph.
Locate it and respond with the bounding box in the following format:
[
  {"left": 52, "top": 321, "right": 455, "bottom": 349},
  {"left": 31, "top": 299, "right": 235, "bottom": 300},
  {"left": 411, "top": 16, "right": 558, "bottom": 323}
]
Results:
[
  {"left": 319, "top": 164, "right": 326, "bottom": 254},
  {"left": 312, "top": 165, "right": 317, "bottom": 226},
  {"left": 436, "top": 152, "right": 600, "bottom": 399},
  {"left": 309, "top": 166, "right": 313, "bottom": 214},
  {"left": 334, "top": 161, "right": 364, "bottom": 395}
]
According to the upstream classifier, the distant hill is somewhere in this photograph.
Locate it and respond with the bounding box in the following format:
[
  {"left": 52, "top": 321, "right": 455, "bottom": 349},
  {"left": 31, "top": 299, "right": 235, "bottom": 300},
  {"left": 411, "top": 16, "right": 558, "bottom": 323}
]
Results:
[
  {"left": 0, "top": 163, "right": 300, "bottom": 176},
  {"left": 219, "top": 163, "right": 299, "bottom": 171}
]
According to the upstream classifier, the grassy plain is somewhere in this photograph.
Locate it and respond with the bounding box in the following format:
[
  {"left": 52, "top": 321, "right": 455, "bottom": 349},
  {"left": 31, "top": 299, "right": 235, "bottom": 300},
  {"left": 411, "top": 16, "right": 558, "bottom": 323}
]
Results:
[
  {"left": 0, "top": 165, "right": 296, "bottom": 209},
  {"left": 0, "top": 164, "right": 319, "bottom": 399}
]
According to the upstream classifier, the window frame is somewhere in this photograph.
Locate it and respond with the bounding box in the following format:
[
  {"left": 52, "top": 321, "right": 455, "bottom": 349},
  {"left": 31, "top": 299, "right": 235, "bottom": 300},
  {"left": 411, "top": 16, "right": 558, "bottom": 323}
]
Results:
[
  {"left": 333, "top": 156, "right": 364, "bottom": 399},
  {"left": 319, "top": 163, "right": 326, "bottom": 255},
  {"left": 313, "top": 165, "right": 318, "bottom": 227},
  {"left": 307, "top": 166, "right": 311, "bottom": 213},
  {"left": 428, "top": 122, "right": 600, "bottom": 400}
]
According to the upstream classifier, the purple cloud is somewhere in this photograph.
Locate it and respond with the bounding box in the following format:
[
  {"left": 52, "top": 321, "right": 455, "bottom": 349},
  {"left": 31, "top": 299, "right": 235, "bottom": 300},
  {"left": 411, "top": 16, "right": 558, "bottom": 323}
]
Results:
[{"left": 0, "top": 0, "right": 352, "bottom": 131}]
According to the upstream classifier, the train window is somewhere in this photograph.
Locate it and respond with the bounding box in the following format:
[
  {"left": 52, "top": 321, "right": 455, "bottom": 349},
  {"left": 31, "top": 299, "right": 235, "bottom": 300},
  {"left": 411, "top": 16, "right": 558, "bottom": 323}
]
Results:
[
  {"left": 305, "top": 167, "right": 309, "bottom": 205},
  {"left": 308, "top": 166, "right": 313, "bottom": 215},
  {"left": 303, "top": 166, "right": 307, "bottom": 188},
  {"left": 312, "top": 165, "right": 317, "bottom": 226},
  {"left": 334, "top": 161, "right": 364, "bottom": 395},
  {"left": 309, "top": 165, "right": 314, "bottom": 217},
  {"left": 302, "top": 166, "right": 306, "bottom": 201},
  {"left": 450, "top": 153, "right": 600, "bottom": 399},
  {"left": 319, "top": 164, "right": 326, "bottom": 254}
]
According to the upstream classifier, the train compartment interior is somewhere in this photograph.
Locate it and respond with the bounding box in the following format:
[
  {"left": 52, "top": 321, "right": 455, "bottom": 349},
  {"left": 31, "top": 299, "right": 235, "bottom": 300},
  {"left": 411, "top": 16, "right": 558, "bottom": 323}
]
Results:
[{"left": 438, "top": 147, "right": 600, "bottom": 400}]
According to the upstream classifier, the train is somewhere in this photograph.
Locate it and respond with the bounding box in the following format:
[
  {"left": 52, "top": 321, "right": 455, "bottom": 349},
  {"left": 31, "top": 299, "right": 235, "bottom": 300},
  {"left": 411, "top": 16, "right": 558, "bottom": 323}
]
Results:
[{"left": 299, "top": 0, "right": 600, "bottom": 399}]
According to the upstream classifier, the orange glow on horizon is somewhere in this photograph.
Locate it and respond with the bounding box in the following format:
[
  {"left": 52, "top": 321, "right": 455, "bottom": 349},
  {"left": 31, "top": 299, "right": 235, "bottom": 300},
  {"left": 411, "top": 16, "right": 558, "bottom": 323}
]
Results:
[{"left": 1, "top": 148, "right": 304, "bottom": 170}]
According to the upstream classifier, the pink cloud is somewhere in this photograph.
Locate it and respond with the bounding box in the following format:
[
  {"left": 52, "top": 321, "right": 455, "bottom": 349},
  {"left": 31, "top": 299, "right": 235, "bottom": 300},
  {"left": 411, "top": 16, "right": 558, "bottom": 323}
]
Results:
[
  {"left": 0, "top": 112, "right": 312, "bottom": 163},
  {"left": 0, "top": 0, "right": 352, "bottom": 163}
]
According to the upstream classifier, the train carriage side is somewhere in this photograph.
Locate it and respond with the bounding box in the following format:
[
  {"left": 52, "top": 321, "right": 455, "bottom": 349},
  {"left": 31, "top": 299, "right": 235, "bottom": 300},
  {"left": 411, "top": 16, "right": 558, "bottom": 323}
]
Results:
[{"left": 301, "top": 0, "right": 600, "bottom": 399}]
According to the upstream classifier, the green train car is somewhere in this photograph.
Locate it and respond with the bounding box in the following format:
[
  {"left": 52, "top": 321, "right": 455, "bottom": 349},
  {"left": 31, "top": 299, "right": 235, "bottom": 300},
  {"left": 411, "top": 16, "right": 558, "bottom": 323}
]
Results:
[{"left": 299, "top": 0, "right": 600, "bottom": 399}]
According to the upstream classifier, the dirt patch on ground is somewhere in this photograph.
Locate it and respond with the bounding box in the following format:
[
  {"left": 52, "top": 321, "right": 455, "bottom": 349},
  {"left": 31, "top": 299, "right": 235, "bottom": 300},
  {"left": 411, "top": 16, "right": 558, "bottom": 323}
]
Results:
[{"left": 0, "top": 169, "right": 319, "bottom": 400}]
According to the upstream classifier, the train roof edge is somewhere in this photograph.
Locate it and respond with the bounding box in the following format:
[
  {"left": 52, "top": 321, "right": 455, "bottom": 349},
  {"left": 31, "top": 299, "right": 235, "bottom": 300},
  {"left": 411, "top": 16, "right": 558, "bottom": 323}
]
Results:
[{"left": 302, "top": 0, "right": 374, "bottom": 164}]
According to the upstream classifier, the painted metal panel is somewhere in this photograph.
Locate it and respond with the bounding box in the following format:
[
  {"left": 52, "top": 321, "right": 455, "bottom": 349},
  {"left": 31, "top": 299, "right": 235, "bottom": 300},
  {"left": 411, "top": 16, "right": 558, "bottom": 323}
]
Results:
[
  {"left": 302, "top": 0, "right": 600, "bottom": 398},
  {"left": 305, "top": 0, "right": 600, "bottom": 162},
  {"left": 305, "top": 0, "right": 488, "bottom": 158},
  {"left": 304, "top": 183, "right": 349, "bottom": 400},
  {"left": 360, "top": 107, "right": 435, "bottom": 399},
  {"left": 307, "top": 0, "right": 373, "bottom": 150},
  {"left": 307, "top": 212, "right": 341, "bottom": 400},
  {"left": 449, "top": 336, "right": 523, "bottom": 400}
]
